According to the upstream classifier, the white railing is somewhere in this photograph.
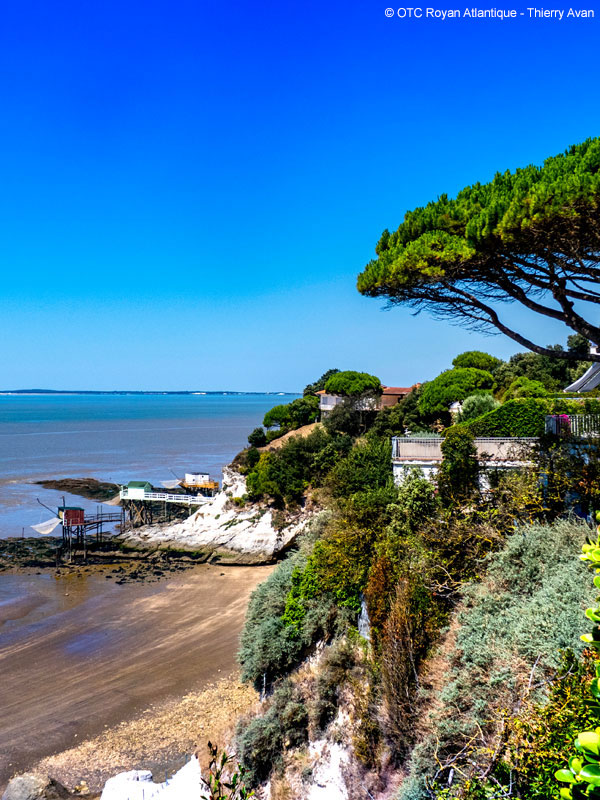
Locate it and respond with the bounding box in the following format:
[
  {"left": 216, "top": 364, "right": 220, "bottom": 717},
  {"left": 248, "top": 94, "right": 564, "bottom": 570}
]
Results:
[
  {"left": 120, "top": 488, "right": 211, "bottom": 505},
  {"left": 392, "top": 437, "right": 443, "bottom": 460},
  {"left": 545, "top": 414, "right": 600, "bottom": 436},
  {"left": 391, "top": 436, "right": 538, "bottom": 462}
]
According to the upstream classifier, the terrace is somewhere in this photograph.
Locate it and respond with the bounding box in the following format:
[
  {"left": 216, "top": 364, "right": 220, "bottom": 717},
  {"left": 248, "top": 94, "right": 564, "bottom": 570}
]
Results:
[
  {"left": 391, "top": 413, "right": 600, "bottom": 484},
  {"left": 391, "top": 436, "right": 537, "bottom": 463}
]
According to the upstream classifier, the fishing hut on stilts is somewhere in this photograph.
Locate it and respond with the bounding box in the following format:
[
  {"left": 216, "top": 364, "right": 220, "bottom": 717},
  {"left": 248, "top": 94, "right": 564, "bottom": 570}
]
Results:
[{"left": 56, "top": 502, "right": 123, "bottom": 562}]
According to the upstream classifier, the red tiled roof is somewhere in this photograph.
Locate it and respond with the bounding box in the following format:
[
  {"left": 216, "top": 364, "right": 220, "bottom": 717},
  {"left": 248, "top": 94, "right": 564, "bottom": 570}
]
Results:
[{"left": 382, "top": 386, "right": 413, "bottom": 394}]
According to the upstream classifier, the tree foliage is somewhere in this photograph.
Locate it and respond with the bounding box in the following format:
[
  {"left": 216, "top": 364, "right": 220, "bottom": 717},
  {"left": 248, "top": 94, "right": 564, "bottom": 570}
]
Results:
[
  {"left": 322, "top": 399, "right": 364, "bottom": 437},
  {"left": 418, "top": 368, "right": 495, "bottom": 418},
  {"left": 247, "top": 427, "right": 267, "bottom": 447},
  {"left": 437, "top": 427, "right": 479, "bottom": 504},
  {"left": 494, "top": 337, "right": 590, "bottom": 395},
  {"left": 245, "top": 427, "right": 351, "bottom": 506},
  {"left": 262, "top": 396, "right": 319, "bottom": 431},
  {"left": 503, "top": 376, "right": 550, "bottom": 401},
  {"left": 324, "top": 370, "right": 382, "bottom": 397},
  {"left": 358, "top": 138, "right": 600, "bottom": 360},
  {"left": 303, "top": 368, "right": 340, "bottom": 396},
  {"left": 452, "top": 351, "right": 503, "bottom": 373}
]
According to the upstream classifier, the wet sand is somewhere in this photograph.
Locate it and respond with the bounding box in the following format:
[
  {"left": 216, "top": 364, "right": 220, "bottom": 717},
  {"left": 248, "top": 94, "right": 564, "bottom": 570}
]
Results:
[{"left": 0, "top": 564, "right": 272, "bottom": 790}]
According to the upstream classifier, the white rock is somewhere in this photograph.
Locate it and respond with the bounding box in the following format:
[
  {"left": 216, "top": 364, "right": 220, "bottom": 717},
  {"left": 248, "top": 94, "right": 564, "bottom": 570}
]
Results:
[
  {"left": 100, "top": 757, "right": 207, "bottom": 800},
  {"left": 307, "top": 739, "right": 349, "bottom": 800},
  {"left": 119, "top": 466, "right": 310, "bottom": 559}
]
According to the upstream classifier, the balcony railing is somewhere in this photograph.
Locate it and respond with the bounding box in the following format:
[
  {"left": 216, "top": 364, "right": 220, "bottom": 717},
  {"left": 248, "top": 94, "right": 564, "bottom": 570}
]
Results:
[
  {"left": 545, "top": 414, "right": 600, "bottom": 436},
  {"left": 391, "top": 436, "right": 537, "bottom": 462},
  {"left": 120, "top": 488, "right": 211, "bottom": 505}
]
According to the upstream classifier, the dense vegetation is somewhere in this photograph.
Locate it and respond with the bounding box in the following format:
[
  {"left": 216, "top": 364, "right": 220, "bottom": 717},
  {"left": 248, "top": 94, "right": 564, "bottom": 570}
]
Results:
[
  {"left": 230, "top": 139, "right": 600, "bottom": 797},
  {"left": 230, "top": 341, "right": 600, "bottom": 797}
]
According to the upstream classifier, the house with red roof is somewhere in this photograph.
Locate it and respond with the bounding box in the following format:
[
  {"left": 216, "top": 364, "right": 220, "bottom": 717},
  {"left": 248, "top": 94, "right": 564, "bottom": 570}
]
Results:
[{"left": 317, "top": 384, "right": 420, "bottom": 418}]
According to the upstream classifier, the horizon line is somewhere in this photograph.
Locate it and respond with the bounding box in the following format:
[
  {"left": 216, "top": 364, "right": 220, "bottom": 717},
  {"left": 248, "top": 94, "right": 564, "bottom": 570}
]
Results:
[{"left": 0, "top": 389, "right": 300, "bottom": 396}]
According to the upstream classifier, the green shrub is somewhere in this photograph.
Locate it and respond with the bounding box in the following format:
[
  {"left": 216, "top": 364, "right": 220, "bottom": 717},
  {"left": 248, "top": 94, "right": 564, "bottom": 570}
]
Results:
[
  {"left": 245, "top": 427, "right": 351, "bottom": 506},
  {"left": 202, "top": 742, "right": 255, "bottom": 800},
  {"left": 334, "top": 484, "right": 398, "bottom": 528},
  {"left": 245, "top": 447, "right": 260, "bottom": 469},
  {"left": 247, "top": 427, "right": 267, "bottom": 447},
  {"left": 308, "top": 639, "right": 356, "bottom": 732},
  {"left": 236, "top": 643, "right": 356, "bottom": 789},
  {"left": 311, "top": 522, "right": 381, "bottom": 612},
  {"left": 236, "top": 679, "right": 310, "bottom": 787},
  {"left": 464, "top": 396, "right": 600, "bottom": 439},
  {"left": 239, "top": 514, "right": 347, "bottom": 688},
  {"left": 507, "top": 651, "right": 599, "bottom": 800},
  {"left": 322, "top": 400, "right": 363, "bottom": 437},
  {"left": 281, "top": 560, "right": 319, "bottom": 628},
  {"left": 236, "top": 707, "right": 285, "bottom": 787},
  {"left": 394, "top": 469, "right": 439, "bottom": 531},
  {"left": 326, "top": 437, "right": 393, "bottom": 498},
  {"left": 238, "top": 551, "right": 306, "bottom": 687},
  {"left": 458, "top": 392, "right": 500, "bottom": 423}
]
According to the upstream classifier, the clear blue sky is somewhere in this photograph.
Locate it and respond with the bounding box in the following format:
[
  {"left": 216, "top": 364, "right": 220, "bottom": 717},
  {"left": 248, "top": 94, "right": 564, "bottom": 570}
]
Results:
[{"left": 0, "top": 0, "right": 598, "bottom": 391}]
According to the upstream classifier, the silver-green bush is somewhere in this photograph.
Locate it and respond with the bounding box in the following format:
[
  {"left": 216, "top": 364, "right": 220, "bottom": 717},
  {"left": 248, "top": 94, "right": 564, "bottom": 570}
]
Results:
[{"left": 398, "top": 518, "right": 595, "bottom": 800}]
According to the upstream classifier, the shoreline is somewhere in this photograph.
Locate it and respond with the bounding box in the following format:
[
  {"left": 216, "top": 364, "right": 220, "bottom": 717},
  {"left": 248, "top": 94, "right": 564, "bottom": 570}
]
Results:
[{"left": 0, "top": 561, "right": 273, "bottom": 792}]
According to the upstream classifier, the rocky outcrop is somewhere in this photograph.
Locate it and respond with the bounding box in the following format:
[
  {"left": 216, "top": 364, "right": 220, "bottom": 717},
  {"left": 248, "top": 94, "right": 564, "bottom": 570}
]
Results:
[
  {"left": 117, "top": 467, "right": 311, "bottom": 563},
  {"left": 1, "top": 774, "right": 71, "bottom": 800}
]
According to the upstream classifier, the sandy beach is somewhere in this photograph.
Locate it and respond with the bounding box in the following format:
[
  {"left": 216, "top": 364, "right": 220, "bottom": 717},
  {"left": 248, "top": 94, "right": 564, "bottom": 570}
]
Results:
[
  {"left": 32, "top": 674, "right": 259, "bottom": 795},
  {"left": 0, "top": 563, "right": 272, "bottom": 792}
]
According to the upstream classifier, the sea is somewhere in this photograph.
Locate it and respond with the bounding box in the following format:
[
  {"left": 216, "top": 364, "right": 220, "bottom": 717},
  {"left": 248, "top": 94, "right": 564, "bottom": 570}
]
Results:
[{"left": 0, "top": 392, "right": 298, "bottom": 539}]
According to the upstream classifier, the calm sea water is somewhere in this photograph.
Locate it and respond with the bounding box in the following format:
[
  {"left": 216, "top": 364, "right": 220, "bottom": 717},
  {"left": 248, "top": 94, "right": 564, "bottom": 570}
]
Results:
[{"left": 0, "top": 393, "right": 297, "bottom": 538}]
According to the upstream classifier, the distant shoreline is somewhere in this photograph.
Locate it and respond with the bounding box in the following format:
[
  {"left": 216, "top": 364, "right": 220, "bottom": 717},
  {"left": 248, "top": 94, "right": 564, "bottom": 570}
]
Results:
[{"left": 0, "top": 390, "right": 296, "bottom": 396}]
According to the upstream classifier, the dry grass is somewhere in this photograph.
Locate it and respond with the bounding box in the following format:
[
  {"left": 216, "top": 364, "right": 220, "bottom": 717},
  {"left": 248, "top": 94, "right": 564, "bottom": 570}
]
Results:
[{"left": 260, "top": 423, "right": 321, "bottom": 451}]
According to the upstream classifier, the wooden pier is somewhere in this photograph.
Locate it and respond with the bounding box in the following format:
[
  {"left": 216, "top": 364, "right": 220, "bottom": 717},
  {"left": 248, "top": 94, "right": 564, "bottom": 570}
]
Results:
[{"left": 59, "top": 506, "right": 123, "bottom": 561}]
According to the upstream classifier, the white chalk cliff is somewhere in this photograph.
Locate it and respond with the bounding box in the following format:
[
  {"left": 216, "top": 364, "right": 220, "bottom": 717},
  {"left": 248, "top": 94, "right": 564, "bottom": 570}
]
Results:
[{"left": 118, "top": 467, "right": 309, "bottom": 560}]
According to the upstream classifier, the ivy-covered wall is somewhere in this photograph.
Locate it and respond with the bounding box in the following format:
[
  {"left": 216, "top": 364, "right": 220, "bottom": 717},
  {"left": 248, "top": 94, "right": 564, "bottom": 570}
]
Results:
[
  {"left": 463, "top": 399, "right": 549, "bottom": 437},
  {"left": 458, "top": 398, "right": 600, "bottom": 438}
]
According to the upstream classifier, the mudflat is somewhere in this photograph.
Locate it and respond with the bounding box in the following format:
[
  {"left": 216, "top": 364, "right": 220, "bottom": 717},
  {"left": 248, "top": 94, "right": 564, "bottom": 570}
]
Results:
[{"left": 0, "top": 563, "right": 272, "bottom": 789}]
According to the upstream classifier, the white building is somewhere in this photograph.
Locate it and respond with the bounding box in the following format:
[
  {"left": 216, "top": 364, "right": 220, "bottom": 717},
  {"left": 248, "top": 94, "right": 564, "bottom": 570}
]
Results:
[{"left": 391, "top": 436, "right": 536, "bottom": 485}]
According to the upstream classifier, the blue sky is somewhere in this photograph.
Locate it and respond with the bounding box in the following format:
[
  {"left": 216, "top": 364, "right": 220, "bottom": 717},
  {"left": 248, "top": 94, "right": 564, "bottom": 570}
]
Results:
[{"left": 0, "top": 0, "right": 598, "bottom": 391}]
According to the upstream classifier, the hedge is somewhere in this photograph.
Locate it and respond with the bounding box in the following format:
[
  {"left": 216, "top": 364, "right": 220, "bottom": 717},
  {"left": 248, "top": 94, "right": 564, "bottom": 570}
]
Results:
[
  {"left": 463, "top": 398, "right": 549, "bottom": 437},
  {"left": 455, "top": 397, "right": 600, "bottom": 438}
]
